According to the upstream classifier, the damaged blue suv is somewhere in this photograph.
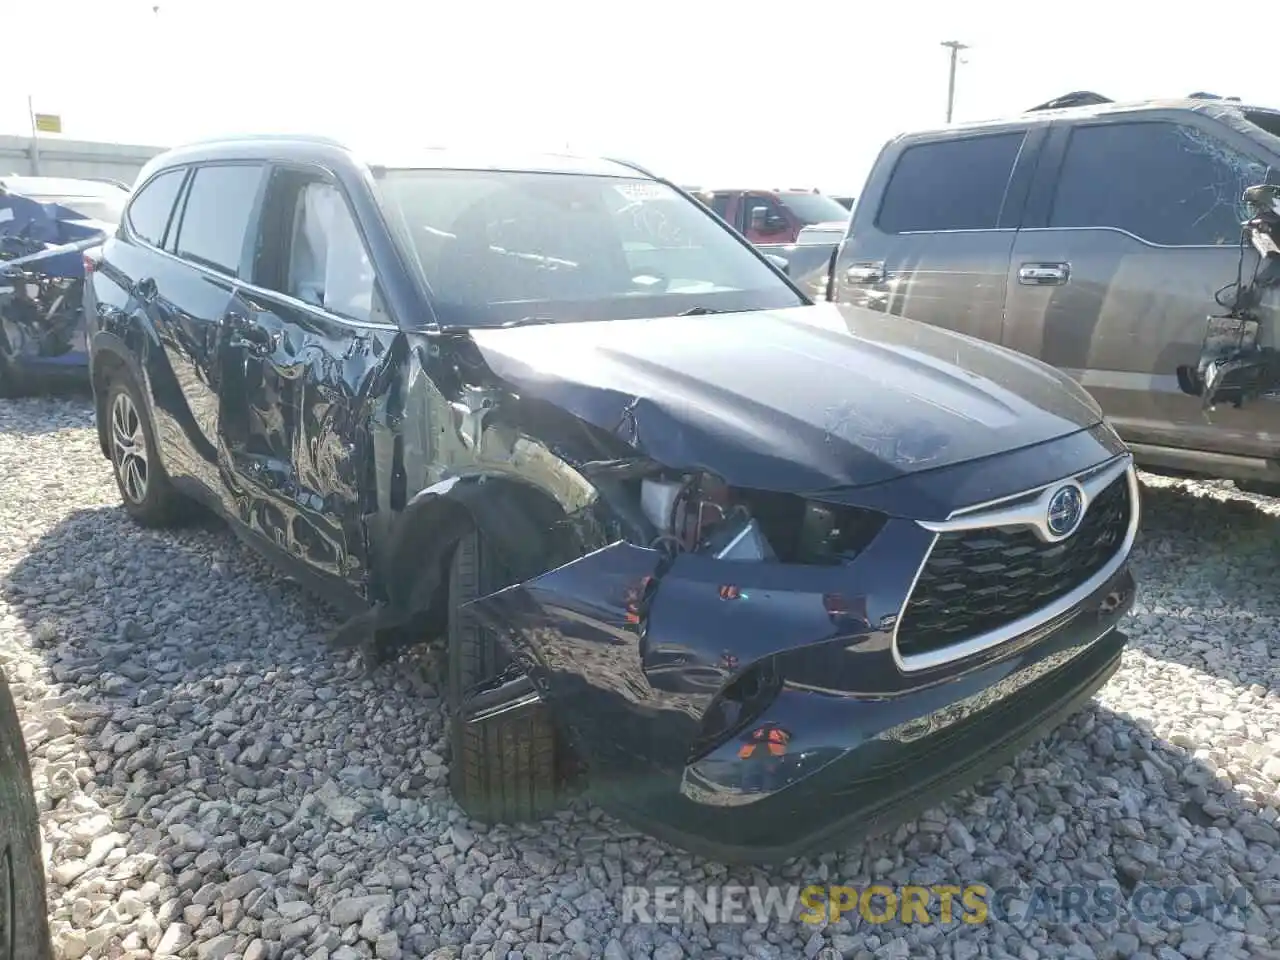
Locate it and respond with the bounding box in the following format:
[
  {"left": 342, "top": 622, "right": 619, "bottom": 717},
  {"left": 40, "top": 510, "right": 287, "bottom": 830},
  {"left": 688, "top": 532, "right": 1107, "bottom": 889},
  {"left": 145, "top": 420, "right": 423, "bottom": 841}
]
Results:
[{"left": 83, "top": 135, "right": 1139, "bottom": 864}]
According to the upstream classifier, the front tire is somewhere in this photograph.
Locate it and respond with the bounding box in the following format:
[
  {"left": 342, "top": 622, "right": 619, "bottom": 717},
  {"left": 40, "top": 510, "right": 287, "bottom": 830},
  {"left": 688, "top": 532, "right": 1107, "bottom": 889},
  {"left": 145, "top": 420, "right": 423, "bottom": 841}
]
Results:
[
  {"left": 0, "top": 665, "right": 54, "bottom": 960},
  {"left": 446, "top": 529, "right": 561, "bottom": 825},
  {"left": 103, "top": 374, "right": 187, "bottom": 528}
]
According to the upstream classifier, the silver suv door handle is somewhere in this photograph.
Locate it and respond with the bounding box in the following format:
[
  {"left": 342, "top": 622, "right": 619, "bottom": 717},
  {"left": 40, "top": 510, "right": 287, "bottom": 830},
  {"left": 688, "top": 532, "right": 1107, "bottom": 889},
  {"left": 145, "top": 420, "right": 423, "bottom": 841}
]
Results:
[
  {"left": 845, "top": 261, "right": 885, "bottom": 284},
  {"left": 1018, "top": 262, "right": 1070, "bottom": 285}
]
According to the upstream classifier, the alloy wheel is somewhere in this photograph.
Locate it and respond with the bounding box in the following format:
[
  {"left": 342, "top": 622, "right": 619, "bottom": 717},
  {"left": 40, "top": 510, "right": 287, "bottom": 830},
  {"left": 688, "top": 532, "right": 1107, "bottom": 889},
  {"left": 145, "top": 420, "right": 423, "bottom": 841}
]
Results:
[{"left": 110, "top": 390, "right": 148, "bottom": 504}]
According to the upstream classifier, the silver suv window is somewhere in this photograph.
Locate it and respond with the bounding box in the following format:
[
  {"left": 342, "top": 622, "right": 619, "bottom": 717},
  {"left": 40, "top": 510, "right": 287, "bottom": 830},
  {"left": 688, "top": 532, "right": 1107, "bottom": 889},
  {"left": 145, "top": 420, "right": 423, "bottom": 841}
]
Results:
[
  {"left": 1049, "top": 121, "right": 1269, "bottom": 247},
  {"left": 878, "top": 132, "right": 1027, "bottom": 233}
]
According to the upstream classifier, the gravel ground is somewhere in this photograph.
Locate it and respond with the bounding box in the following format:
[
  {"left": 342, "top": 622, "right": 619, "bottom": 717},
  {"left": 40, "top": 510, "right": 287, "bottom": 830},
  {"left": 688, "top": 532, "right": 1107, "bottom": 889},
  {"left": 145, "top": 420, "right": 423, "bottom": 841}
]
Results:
[{"left": 4, "top": 394, "right": 1280, "bottom": 960}]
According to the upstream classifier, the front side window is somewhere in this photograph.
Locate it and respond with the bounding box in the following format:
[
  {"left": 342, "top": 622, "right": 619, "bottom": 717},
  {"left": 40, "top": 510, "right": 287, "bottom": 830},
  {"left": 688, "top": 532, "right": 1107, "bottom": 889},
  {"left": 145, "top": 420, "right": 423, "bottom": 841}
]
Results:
[
  {"left": 125, "top": 169, "right": 185, "bottom": 247},
  {"left": 375, "top": 170, "right": 805, "bottom": 327},
  {"left": 1049, "top": 121, "right": 1270, "bottom": 246},
  {"left": 173, "top": 164, "right": 265, "bottom": 275},
  {"left": 284, "top": 181, "right": 376, "bottom": 323},
  {"left": 877, "top": 132, "right": 1027, "bottom": 233}
]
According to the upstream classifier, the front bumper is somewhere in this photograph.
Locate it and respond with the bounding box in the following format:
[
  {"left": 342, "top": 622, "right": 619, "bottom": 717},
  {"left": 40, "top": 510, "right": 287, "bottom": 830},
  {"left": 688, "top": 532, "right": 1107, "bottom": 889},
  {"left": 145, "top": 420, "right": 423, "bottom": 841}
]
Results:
[
  {"left": 469, "top": 540, "right": 1133, "bottom": 864},
  {"left": 464, "top": 449, "right": 1138, "bottom": 864},
  {"left": 610, "top": 569, "right": 1131, "bottom": 863}
]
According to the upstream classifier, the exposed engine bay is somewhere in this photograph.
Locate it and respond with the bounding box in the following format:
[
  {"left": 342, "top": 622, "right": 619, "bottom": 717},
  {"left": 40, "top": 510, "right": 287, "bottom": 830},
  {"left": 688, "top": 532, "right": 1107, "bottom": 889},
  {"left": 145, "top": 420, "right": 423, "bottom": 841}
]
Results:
[
  {"left": 1181, "top": 182, "right": 1280, "bottom": 409},
  {"left": 634, "top": 470, "right": 884, "bottom": 566}
]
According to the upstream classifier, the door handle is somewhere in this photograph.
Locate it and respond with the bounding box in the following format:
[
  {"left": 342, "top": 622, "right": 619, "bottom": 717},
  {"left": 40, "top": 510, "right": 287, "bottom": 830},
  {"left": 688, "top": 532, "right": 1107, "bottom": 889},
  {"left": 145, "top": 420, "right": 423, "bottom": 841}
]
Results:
[
  {"left": 845, "top": 261, "right": 885, "bottom": 284},
  {"left": 134, "top": 277, "right": 157, "bottom": 301},
  {"left": 222, "top": 310, "right": 274, "bottom": 355},
  {"left": 230, "top": 326, "right": 274, "bottom": 356},
  {"left": 1018, "top": 262, "right": 1070, "bottom": 285}
]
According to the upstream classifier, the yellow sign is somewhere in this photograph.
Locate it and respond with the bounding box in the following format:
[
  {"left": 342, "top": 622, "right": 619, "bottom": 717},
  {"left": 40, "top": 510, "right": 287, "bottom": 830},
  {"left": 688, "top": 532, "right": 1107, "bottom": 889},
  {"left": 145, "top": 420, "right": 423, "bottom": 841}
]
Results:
[{"left": 34, "top": 114, "right": 61, "bottom": 134}]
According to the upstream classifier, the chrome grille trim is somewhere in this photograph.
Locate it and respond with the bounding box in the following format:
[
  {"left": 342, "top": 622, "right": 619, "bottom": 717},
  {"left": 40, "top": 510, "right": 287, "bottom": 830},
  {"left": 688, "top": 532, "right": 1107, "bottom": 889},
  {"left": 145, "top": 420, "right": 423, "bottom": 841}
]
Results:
[{"left": 890, "top": 454, "right": 1140, "bottom": 673}]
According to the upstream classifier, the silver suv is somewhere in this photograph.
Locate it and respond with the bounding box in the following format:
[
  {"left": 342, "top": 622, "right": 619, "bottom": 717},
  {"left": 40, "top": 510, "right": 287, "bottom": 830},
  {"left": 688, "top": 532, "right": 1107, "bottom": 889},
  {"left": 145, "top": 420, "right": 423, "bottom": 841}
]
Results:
[{"left": 830, "top": 94, "right": 1280, "bottom": 487}]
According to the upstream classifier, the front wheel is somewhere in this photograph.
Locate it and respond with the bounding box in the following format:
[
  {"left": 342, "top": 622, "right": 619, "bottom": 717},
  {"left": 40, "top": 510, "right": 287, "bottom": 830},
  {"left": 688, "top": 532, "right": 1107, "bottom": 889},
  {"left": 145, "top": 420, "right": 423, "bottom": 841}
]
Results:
[
  {"left": 446, "top": 529, "right": 562, "bottom": 824},
  {"left": 104, "top": 375, "right": 188, "bottom": 528}
]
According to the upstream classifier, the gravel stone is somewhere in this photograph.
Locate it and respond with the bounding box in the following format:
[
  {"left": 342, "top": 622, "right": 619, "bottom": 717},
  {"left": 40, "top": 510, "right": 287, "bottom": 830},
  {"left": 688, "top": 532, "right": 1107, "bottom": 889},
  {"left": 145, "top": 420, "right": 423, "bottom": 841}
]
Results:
[{"left": 8, "top": 398, "right": 1280, "bottom": 958}]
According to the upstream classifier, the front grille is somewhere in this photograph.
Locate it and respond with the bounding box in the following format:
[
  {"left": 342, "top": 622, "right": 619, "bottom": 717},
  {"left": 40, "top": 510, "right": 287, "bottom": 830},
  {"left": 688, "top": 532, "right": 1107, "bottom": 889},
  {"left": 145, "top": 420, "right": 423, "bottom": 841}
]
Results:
[{"left": 895, "top": 472, "right": 1131, "bottom": 661}]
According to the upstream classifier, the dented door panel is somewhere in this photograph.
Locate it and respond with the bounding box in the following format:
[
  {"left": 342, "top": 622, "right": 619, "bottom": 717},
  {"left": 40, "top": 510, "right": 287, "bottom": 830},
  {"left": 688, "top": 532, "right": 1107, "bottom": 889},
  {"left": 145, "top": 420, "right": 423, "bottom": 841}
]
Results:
[{"left": 218, "top": 286, "right": 393, "bottom": 594}]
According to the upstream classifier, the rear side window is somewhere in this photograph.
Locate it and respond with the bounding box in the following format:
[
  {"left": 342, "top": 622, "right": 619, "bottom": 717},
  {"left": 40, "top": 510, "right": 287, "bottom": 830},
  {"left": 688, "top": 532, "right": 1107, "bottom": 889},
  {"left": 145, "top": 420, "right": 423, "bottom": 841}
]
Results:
[
  {"left": 877, "top": 132, "right": 1026, "bottom": 233},
  {"left": 125, "top": 169, "right": 185, "bottom": 247},
  {"left": 173, "top": 164, "right": 265, "bottom": 276},
  {"left": 708, "top": 193, "right": 733, "bottom": 219},
  {"left": 1049, "top": 121, "right": 1269, "bottom": 246}
]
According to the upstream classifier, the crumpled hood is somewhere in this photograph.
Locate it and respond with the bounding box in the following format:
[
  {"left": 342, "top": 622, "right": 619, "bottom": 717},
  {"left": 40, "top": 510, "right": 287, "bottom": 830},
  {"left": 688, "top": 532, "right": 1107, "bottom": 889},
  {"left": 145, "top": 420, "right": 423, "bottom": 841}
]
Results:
[{"left": 468, "top": 302, "right": 1104, "bottom": 493}]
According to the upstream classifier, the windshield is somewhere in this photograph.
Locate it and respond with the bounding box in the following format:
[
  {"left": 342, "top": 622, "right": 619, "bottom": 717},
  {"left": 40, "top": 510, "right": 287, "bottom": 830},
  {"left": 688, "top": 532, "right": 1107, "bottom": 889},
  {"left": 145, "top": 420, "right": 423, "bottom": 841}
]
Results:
[
  {"left": 776, "top": 192, "right": 851, "bottom": 225},
  {"left": 375, "top": 170, "right": 806, "bottom": 327},
  {"left": 31, "top": 193, "right": 127, "bottom": 225}
]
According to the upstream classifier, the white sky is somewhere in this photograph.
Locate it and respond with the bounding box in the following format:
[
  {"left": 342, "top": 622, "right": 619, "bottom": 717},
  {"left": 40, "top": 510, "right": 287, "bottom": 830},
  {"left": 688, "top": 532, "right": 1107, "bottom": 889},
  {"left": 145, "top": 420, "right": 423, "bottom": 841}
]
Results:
[{"left": 4, "top": 0, "right": 1276, "bottom": 194}]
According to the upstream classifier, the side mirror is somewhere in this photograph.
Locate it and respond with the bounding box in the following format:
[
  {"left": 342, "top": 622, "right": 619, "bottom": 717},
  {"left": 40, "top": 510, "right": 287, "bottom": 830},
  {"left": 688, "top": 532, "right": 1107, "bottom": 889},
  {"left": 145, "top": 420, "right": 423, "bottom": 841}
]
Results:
[
  {"left": 749, "top": 209, "right": 768, "bottom": 232},
  {"left": 764, "top": 254, "right": 789, "bottom": 274}
]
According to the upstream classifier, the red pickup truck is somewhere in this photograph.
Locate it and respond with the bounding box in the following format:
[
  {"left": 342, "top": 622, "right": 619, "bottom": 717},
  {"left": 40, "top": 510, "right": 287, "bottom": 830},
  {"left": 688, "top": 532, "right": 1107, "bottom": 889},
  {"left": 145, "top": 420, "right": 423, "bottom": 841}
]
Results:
[{"left": 686, "top": 188, "right": 851, "bottom": 244}]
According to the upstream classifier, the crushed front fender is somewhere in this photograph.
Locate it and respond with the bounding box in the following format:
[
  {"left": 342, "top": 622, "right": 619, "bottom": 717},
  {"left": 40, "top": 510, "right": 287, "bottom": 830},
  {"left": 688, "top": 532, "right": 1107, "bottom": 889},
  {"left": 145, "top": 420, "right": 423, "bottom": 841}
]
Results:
[
  {"left": 460, "top": 530, "right": 911, "bottom": 779},
  {"left": 462, "top": 516, "right": 1135, "bottom": 864}
]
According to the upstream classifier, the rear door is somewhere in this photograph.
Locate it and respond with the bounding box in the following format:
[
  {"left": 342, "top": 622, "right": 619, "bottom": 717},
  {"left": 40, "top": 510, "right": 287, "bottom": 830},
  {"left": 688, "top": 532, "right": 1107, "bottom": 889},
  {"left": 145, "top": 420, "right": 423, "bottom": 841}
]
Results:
[
  {"left": 1004, "top": 114, "right": 1280, "bottom": 457},
  {"left": 832, "top": 126, "right": 1044, "bottom": 345},
  {"left": 152, "top": 162, "right": 268, "bottom": 494}
]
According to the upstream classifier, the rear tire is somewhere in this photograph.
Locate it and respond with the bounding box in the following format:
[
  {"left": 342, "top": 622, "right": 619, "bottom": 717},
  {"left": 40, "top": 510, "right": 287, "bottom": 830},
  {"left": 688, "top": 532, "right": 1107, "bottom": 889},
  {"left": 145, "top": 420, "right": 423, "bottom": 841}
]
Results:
[
  {"left": 103, "top": 374, "right": 188, "bottom": 528},
  {"left": 447, "top": 528, "right": 561, "bottom": 825},
  {"left": 0, "top": 666, "right": 54, "bottom": 960}
]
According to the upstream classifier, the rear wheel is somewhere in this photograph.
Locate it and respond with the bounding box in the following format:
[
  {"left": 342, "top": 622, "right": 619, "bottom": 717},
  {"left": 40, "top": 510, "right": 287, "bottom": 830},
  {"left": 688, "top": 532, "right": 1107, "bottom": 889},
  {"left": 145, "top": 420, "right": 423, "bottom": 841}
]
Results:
[
  {"left": 446, "top": 528, "right": 561, "bottom": 824},
  {"left": 0, "top": 666, "right": 54, "bottom": 960},
  {"left": 104, "top": 374, "right": 188, "bottom": 528}
]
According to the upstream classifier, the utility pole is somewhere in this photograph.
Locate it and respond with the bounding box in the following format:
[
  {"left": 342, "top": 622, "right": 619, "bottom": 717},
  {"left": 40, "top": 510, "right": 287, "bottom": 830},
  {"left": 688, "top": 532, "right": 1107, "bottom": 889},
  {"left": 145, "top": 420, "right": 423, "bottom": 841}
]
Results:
[
  {"left": 27, "top": 94, "right": 41, "bottom": 175},
  {"left": 941, "top": 40, "right": 969, "bottom": 123}
]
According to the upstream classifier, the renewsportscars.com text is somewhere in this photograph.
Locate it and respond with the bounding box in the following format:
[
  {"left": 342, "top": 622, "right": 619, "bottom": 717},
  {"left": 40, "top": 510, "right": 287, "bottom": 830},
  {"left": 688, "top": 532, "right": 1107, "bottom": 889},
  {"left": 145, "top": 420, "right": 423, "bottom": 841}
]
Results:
[{"left": 621, "top": 883, "right": 1251, "bottom": 926}]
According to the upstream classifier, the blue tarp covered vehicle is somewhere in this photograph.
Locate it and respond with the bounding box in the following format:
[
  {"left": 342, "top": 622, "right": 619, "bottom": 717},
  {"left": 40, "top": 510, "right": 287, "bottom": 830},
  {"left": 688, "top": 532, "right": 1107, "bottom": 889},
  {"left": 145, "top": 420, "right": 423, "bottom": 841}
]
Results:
[{"left": 0, "top": 176, "right": 128, "bottom": 395}]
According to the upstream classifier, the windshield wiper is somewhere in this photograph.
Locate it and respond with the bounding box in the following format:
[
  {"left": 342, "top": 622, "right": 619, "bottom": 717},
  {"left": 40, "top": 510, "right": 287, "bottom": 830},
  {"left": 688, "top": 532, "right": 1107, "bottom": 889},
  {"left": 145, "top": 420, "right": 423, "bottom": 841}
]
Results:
[{"left": 677, "top": 306, "right": 727, "bottom": 316}]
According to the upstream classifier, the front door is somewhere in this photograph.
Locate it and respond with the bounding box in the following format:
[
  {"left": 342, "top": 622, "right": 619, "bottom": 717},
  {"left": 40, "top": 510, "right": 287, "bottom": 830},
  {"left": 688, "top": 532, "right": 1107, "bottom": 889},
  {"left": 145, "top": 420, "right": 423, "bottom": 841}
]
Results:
[
  {"left": 218, "top": 165, "right": 391, "bottom": 602},
  {"left": 1004, "top": 116, "right": 1280, "bottom": 458}
]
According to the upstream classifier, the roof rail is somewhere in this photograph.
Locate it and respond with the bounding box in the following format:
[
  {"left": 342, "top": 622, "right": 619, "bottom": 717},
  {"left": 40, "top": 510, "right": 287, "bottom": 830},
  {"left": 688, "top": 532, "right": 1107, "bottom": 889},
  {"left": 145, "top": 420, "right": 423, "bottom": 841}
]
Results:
[
  {"left": 1028, "top": 89, "right": 1243, "bottom": 112},
  {"left": 176, "top": 132, "right": 350, "bottom": 150},
  {"left": 1027, "top": 91, "right": 1113, "bottom": 112}
]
